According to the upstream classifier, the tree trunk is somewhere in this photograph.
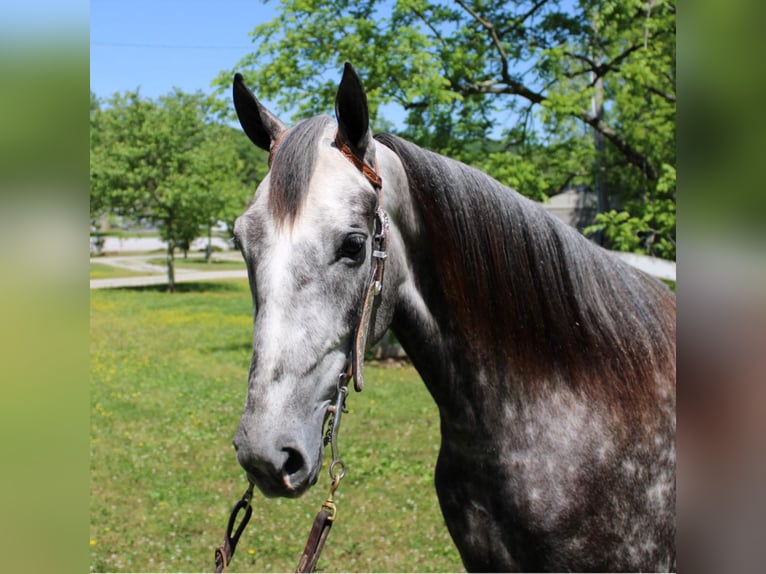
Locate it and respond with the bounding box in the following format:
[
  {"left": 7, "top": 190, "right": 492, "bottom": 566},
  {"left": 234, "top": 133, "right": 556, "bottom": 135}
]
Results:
[
  {"left": 592, "top": 74, "right": 607, "bottom": 244},
  {"left": 591, "top": 15, "right": 608, "bottom": 245},
  {"left": 166, "top": 220, "right": 176, "bottom": 293}
]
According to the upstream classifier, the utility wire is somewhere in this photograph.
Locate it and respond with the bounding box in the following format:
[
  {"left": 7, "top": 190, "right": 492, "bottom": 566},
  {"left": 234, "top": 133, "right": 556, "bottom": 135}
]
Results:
[{"left": 92, "top": 41, "right": 252, "bottom": 51}]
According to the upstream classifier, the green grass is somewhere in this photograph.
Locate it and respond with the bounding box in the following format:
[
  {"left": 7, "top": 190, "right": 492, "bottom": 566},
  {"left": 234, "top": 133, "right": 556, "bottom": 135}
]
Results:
[{"left": 90, "top": 280, "right": 463, "bottom": 572}]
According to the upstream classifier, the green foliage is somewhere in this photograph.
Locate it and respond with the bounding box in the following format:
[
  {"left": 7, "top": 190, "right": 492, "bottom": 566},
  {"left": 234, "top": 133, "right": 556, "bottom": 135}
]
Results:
[
  {"left": 90, "top": 281, "right": 462, "bottom": 571},
  {"left": 90, "top": 90, "right": 256, "bottom": 289},
  {"left": 585, "top": 163, "right": 676, "bottom": 259},
  {"left": 217, "top": 0, "right": 676, "bottom": 259}
]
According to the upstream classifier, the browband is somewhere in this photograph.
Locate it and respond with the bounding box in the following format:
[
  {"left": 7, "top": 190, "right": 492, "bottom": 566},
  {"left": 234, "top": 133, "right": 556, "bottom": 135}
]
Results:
[
  {"left": 333, "top": 131, "right": 382, "bottom": 190},
  {"left": 268, "top": 130, "right": 383, "bottom": 193}
]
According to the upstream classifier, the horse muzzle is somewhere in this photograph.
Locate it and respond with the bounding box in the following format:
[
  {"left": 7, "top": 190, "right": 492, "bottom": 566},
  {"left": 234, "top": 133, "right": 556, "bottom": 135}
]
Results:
[{"left": 232, "top": 420, "right": 323, "bottom": 498}]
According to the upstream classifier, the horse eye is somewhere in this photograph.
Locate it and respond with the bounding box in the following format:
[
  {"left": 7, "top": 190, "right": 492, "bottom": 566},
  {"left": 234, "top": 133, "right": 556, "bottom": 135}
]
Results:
[{"left": 338, "top": 233, "right": 366, "bottom": 262}]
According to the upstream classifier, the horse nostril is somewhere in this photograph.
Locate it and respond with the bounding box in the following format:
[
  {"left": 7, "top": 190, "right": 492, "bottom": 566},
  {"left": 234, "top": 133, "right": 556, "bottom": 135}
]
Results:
[{"left": 282, "top": 447, "right": 305, "bottom": 478}]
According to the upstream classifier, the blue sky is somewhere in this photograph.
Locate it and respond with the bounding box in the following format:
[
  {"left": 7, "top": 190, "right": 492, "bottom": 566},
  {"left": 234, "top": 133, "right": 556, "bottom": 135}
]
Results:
[
  {"left": 90, "top": 0, "right": 410, "bottom": 126},
  {"left": 90, "top": 0, "right": 277, "bottom": 105}
]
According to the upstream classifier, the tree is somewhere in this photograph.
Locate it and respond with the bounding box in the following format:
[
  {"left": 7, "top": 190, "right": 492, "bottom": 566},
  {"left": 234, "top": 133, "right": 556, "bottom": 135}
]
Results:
[
  {"left": 218, "top": 0, "right": 675, "bottom": 258},
  {"left": 90, "top": 89, "right": 250, "bottom": 291},
  {"left": 90, "top": 91, "right": 107, "bottom": 254}
]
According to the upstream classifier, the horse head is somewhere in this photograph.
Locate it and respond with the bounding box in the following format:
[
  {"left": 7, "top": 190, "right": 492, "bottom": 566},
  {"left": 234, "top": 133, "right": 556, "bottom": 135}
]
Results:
[{"left": 230, "top": 64, "right": 399, "bottom": 497}]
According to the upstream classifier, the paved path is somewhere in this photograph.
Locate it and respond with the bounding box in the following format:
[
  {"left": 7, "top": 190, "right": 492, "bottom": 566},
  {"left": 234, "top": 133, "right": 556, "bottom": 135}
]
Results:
[
  {"left": 90, "top": 269, "right": 248, "bottom": 289},
  {"left": 92, "top": 255, "right": 169, "bottom": 274},
  {"left": 90, "top": 253, "right": 247, "bottom": 289}
]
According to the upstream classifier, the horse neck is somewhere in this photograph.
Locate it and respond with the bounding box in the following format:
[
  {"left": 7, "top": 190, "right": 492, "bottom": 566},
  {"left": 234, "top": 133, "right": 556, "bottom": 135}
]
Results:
[{"left": 377, "top": 143, "right": 503, "bottom": 424}]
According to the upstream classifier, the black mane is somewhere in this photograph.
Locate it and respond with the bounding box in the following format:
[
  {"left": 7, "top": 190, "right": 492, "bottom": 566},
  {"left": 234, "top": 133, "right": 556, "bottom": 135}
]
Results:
[{"left": 375, "top": 132, "right": 675, "bottom": 411}]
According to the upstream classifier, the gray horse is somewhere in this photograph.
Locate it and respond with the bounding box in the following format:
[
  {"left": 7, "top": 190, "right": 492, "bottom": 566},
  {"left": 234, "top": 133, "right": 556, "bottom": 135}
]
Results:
[{"left": 229, "top": 63, "right": 676, "bottom": 572}]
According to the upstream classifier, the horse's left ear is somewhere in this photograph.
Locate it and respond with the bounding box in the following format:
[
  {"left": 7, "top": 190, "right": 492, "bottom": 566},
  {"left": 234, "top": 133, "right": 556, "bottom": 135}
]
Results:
[{"left": 335, "top": 62, "right": 373, "bottom": 158}]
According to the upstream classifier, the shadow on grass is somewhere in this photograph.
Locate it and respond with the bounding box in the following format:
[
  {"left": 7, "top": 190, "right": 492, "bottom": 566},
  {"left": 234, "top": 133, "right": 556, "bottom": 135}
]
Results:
[
  {"left": 205, "top": 342, "right": 253, "bottom": 354},
  {"left": 118, "top": 282, "right": 245, "bottom": 294}
]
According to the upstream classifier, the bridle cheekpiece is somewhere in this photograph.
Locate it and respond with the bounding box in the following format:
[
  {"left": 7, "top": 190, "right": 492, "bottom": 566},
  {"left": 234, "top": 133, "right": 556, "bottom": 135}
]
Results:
[{"left": 332, "top": 130, "right": 388, "bottom": 393}]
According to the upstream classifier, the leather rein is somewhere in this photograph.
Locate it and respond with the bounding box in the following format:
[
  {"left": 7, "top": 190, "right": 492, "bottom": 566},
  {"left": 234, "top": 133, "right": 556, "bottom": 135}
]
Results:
[{"left": 214, "top": 130, "right": 388, "bottom": 573}]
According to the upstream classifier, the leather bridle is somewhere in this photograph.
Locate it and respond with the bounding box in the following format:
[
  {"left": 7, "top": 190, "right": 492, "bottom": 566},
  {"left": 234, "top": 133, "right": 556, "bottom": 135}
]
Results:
[{"left": 214, "top": 130, "right": 388, "bottom": 573}]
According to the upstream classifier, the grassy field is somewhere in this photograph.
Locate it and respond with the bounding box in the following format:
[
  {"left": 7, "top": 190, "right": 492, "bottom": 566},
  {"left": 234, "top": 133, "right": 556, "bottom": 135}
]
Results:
[{"left": 90, "top": 280, "right": 463, "bottom": 572}]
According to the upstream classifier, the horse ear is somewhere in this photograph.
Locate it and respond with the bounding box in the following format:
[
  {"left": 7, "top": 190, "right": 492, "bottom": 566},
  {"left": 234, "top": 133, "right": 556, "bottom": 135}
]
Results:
[
  {"left": 335, "top": 62, "right": 372, "bottom": 156},
  {"left": 233, "top": 73, "right": 286, "bottom": 152}
]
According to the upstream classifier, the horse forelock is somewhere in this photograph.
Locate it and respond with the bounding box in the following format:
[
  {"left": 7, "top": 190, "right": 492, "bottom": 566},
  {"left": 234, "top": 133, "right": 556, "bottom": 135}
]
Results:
[
  {"left": 374, "top": 133, "right": 676, "bottom": 417},
  {"left": 267, "top": 115, "right": 335, "bottom": 225}
]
